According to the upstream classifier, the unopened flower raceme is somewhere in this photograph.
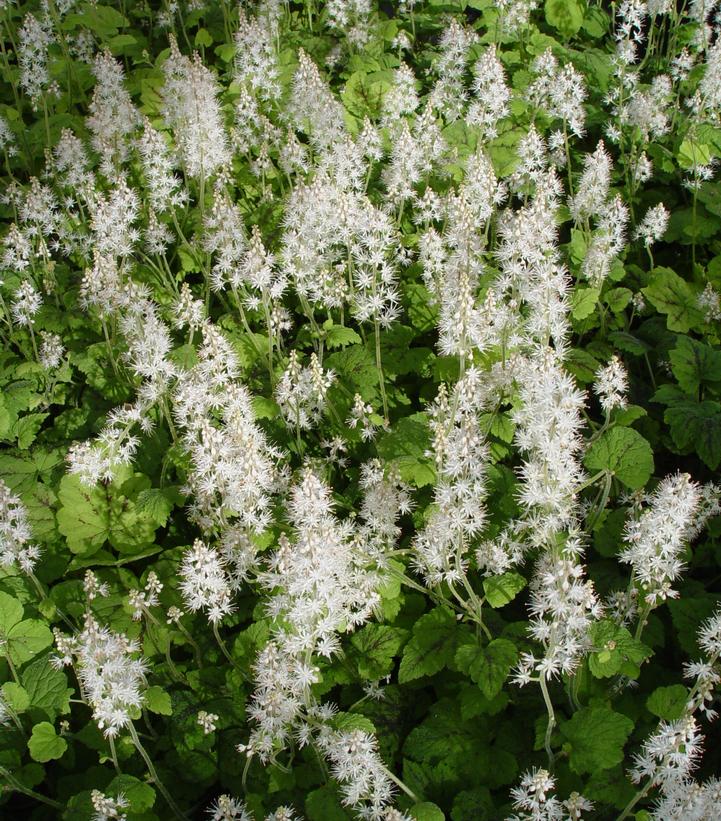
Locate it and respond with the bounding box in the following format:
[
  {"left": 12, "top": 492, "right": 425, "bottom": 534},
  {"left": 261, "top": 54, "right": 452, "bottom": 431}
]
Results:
[
  {"left": 275, "top": 351, "right": 336, "bottom": 430},
  {"left": 91, "top": 790, "right": 129, "bottom": 821}
]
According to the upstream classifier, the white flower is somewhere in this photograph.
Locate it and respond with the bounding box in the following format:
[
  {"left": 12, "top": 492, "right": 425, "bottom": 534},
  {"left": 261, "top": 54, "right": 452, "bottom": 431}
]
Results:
[
  {"left": 635, "top": 203, "right": 670, "bottom": 246},
  {"left": 55, "top": 616, "right": 147, "bottom": 738},
  {"left": 179, "top": 540, "right": 234, "bottom": 624},
  {"left": 161, "top": 36, "right": 230, "bottom": 179},
  {"left": 594, "top": 355, "right": 629, "bottom": 415},
  {"left": 619, "top": 473, "right": 702, "bottom": 605},
  {"left": 0, "top": 479, "right": 41, "bottom": 573}
]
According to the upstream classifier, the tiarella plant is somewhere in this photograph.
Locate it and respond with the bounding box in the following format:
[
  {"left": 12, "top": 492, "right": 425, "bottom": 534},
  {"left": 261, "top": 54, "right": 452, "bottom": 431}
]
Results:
[{"left": 1, "top": 1, "right": 721, "bottom": 819}]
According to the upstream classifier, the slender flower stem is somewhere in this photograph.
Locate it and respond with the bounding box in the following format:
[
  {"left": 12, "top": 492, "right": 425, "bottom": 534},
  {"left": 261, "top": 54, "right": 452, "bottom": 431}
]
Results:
[
  {"left": 108, "top": 735, "right": 122, "bottom": 775},
  {"left": 379, "top": 763, "right": 419, "bottom": 803},
  {"left": 128, "top": 723, "right": 187, "bottom": 820},
  {"left": 539, "top": 673, "right": 556, "bottom": 767},
  {"left": 0, "top": 766, "right": 63, "bottom": 809},
  {"left": 212, "top": 622, "right": 246, "bottom": 680}
]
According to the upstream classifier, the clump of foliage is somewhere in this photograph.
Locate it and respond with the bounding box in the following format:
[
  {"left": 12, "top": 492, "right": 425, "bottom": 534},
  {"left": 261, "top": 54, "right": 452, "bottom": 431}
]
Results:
[{"left": 1, "top": 0, "right": 721, "bottom": 819}]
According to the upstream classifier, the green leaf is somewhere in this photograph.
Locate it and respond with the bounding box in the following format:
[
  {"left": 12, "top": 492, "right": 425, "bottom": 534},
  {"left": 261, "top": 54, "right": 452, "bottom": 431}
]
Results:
[
  {"left": 451, "top": 788, "right": 495, "bottom": 821},
  {"left": 376, "top": 414, "right": 436, "bottom": 488},
  {"left": 22, "top": 655, "right": 73, "bottom": 720},
  {"left": 13, "top": 412, "right": 48, "bottom": 448},
  {"left": 324, "top": 324, "right": 362, "bottom": 349},
  {"left": 455, "top": 638, "right": 518, "bottom": 699},
  {"left": 0, "top": 590, "right": 24, "bottom": 632},
  {"left": 459, "top": 685, "right": 508, "bottom": 720},
  {"left": 64, "top": 3, "right": 128, "bottom": 37},
  {"left": 560, "top": 707, "right": 633, "bottom": 774},
  {"left": 611, "top": 404, "right": 647, "bottom": 426},
  {"left": 545, "top": 0, "right": 585, "bottom": 37},
  {"left": 664, "top": 400, "right": 721, "bottom": 469},
  {"left": 587, "top": 620, "right": 651, "bottom": 679},
  {"left": 135, "top": 487, "right": 180, "bottom": 528},
  {"left": 28, "top": 722, "right": 67, "bottom": 762},
  {"left": 642, "top": 267, "right": 703, "bottom": 332},
  {"left": 404, "top": 283, "right": 438, "bottom": 332},
  {"left": 0, "top": 593, "right": 53, "bottom": 666},
  {"left": 646, "top": 684, "right": 688, "bottom": 721},
  {"left": 605, "top": 287, "right": 632, "bottom": 313},
  {"left": 2, "top": 682, "right": 30, "bottom": 713},
  {"left": 678, "top": 139, "right": 712, "bottom": 170},
  {"left": 325, "top": 345, "right": 378, "bottom": 400},
  {"left": 410, "top": 802, "right": 445, "bottom": 821},
  {"left": 669, "top": 336, "right": 721, "bottom": 395},
  {"left": 350, "top": 625, "right": 408, "bottom": 680},
  {"left": 305, "top": 784, "right": 352, "bottom": 820},
  {"left": 56, "top": 475, "right": 111, "bottom": 554},
  {"left": 398, "top": 607, "right": 458, "bottom": 683},
  {"left": 571, "top": 286, "right": 600, "bottom": 320},
  {"left": 5, "top": 618, "right": 54, "bottom": 666},
  {"left": 194, "top": 27, "right": 212, "bottom": 47},
  {"left": 608, "top": 331, "right": 650, "bottom": 356},
  {"left": 483, "top": 572, "right": 527, "bottom": 608},
  {"left": 144, "top": 685, "right": 173, "bottom": 715},
  {"left": 107, "top": 775, "right": 156, "bottom": 812},
  {"left": 57, "top": 473, "right": 157, "bottom": 555},
  {"left": 584, "top": 427, "right": 654, "bottom": 489}
]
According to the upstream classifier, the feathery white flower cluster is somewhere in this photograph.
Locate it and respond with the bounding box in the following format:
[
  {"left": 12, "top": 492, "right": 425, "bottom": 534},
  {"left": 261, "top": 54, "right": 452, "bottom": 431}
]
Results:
[
  {"left": 414, "top": 381, "right": 489, "bottom": 586},
  {"left": 87, "top": 50, "right": 140, "bottom": 178},
  {"left": 594, "top": 355, "right": 629, "bottom": 415},
  {"left": 632, "top": 610, "right": 721, "bottom": 817},
  {"left": 179, "top": 539, "right": 234, "bottom": 624},
  {"left": 619, "top": 473, "right": 702, "bottom": 604},
  {"left": 527, "top": 49, "right": 587, "bottom": 138},
  {"left": 54, "top": 616, "right": 147, "bottom": 738},
  {"left": 509, "top": 767, "right": 593, "bottom": 820},
  {"left": 175, "top": 322, "right": 280, "bottom": 533},
  {"left": 317, "top": 727, "right": 412, "bottom": 820},
  {"left": 0, "top": 479, "right": 41, "bottom": 573},
  {"left": 161, "top": 37, "right": 230, "bottom": 179},
  {"left": 244, "top": 470, "right": 391, "bottom": 760}
]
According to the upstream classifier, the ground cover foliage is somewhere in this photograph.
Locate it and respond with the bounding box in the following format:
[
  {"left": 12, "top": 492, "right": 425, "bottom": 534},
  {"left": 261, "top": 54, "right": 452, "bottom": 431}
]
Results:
[{"left": 2, "top": 0, "right": 721, "bottom": 818}]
